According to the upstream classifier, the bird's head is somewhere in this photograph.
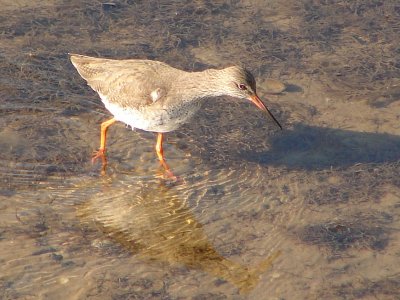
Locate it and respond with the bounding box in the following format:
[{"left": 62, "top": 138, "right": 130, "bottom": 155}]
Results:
[{"left": 223, "top": 66, "right": 282, "bottom": 130}]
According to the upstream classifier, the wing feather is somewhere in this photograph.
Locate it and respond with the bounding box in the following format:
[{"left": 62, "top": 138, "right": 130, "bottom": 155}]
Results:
[{"left": 70, "top": 54, "right": 174, "bottom": 109}]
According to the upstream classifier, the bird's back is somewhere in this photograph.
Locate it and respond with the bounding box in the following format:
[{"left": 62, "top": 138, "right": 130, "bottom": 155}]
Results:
[
  {"left": 70, "top": 54, "right": 202, "bottom": 132},
  {"left": 70, "top": 54, "right": 180, "bottom": 109},
  {"left": 70, "top": 54, "right": 172, "bottom": 80}
]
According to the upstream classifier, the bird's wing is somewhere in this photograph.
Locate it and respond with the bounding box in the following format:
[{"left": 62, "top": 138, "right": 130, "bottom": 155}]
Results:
[{"left": 70, "top": 54, "right": 172, "bottom": 109}]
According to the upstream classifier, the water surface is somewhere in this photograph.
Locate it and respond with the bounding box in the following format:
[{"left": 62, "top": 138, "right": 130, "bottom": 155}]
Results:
[{"left": 1, "top": 1, "right": 400, "bottom": 299}]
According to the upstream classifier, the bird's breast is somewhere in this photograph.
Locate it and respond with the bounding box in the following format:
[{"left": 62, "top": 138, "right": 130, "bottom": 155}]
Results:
[{"left": 101, "top": 97, "right": 201, "bottom": 133}]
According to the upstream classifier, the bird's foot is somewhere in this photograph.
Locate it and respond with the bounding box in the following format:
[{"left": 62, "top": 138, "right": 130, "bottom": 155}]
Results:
[
  {"left": 163, "top": 169, "right": 185, "bottom": 184},
  {"left": 157, "top": 157, "right": 184, "bottom": 183},
  {"left": 164, "top": 168, "right": 177, "bottom": 180},
  {"left": 92, "top": 148, "right": 106, "bottom": 164},
  {"left": 92, "top": 148, "right": 108, "bottom": 175}
]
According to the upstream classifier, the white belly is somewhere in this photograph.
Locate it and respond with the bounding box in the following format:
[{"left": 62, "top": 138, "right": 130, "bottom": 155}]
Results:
[{"left": 101, "top": 97, "right": 200, "bottom": 133}]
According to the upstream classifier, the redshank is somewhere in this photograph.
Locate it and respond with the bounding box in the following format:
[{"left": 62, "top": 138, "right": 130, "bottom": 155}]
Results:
[{"left": 70, "top": 54, "right": 282, "bottom": 176}]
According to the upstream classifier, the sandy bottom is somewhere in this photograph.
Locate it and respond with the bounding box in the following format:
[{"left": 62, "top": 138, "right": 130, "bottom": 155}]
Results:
[{"left": 1, "top": 1, "right": 399, "bottom": 299}]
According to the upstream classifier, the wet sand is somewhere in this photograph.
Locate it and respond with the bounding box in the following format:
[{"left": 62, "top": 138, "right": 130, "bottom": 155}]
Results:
[{"left": 1, "top": 1, "right": 399, "bottom": 299}]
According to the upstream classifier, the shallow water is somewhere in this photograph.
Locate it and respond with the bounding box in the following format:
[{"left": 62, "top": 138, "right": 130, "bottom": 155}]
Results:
[{"left": 1, "top": 1, "right": 400, "bottom": 299}]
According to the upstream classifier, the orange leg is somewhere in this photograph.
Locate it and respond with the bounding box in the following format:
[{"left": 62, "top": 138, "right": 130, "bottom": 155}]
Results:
[
  {"left": 155, "top": 133, "right": 176, "bottom": 179},
  {"left": 92, "top": 118, "right": 116, "bottom": 170}
]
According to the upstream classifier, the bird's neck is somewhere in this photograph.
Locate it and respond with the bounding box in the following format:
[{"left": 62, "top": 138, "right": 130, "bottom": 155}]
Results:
[{"left": 178, "top": 68, "right": 232, "bottom": 101}]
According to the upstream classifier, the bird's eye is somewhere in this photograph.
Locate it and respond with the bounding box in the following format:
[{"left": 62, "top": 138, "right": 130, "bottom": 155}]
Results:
[{"left": 238, "top": 84, "right": 247, "bottom": 90}]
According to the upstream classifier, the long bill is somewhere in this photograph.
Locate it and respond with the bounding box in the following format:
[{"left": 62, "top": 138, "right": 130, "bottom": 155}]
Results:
[{"left": 249, "top": 94, "right": 282, "bottom": 130}]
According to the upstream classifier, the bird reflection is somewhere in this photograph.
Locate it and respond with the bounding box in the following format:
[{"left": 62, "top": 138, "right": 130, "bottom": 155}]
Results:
[{"left": 77, "top": 181, "right": 280, "bottom": 293}]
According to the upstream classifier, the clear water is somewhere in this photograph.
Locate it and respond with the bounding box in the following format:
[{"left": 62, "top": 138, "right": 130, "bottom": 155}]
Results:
[{"left": 1, "top": 1, "right": 400, "bottom": 299}]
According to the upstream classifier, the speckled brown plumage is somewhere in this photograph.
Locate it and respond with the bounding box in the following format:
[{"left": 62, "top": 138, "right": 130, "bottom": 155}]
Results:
[{"left": 70, "top": 54, "right": 281, "bottom": 177}]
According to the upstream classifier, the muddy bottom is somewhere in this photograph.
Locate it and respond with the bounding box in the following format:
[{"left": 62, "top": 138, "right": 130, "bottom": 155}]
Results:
[{"left": 1, "top": 1, "right": 400, "bottom": 299}]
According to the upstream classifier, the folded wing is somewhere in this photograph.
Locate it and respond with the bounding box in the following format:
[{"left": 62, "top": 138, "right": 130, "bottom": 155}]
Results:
[{"left": 70, "top": 54, "right": 170, "bottom": 109}]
